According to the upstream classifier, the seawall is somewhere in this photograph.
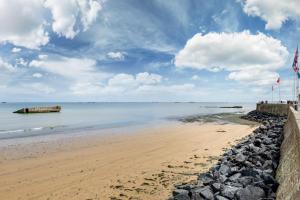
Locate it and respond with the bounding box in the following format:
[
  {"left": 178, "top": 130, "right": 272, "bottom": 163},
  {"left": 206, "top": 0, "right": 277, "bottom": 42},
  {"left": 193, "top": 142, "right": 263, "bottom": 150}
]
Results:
[
  {"left": 256, "top": 103, "right": 290, "bottom": 116},
  {"left": 257, "top": 103, "right": 300, "bottom": 199}
]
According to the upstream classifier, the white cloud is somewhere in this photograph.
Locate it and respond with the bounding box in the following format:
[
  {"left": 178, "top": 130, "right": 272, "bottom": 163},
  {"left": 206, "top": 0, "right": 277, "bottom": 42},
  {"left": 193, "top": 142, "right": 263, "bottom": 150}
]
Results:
[
  {"left": 136, "top": 72, "right": 162, "bottom": 85},
  {"left": 0, "top": 0, "right": 49, "bottom": 49},
  {"left": 32, "top": 73, "right": 43, "bottom": 78},
  {"left": 239, "top": 0, "right": 300, "bottom": 30},
  {"left": 44, "top": 0, "right": 102, "bottom": 39},
  {"left": 11, "top": 47, "right": 21, "bottom": 53},
  {"left": 16, "top": 58, "right": 28, "bottom": 66},
  {"left": 191, "top": 75, "right": 201, "bottom": 81},
  {"left": 228, "top": 69, "right": 279, "bottom": 85},
  {"left": 175, "top": 31, "right": 288, "bottom": 85},
  {"left": 108, "top": 73, "right": 136, "bottom": 87},
  {"left": 136, "top": 83, "right": 195, "bottom": 93},
  {"left": 29, "top": 55, "right": 110, "bottom": 96},
  {"left": 21, "top": 83, "right": 55, "bottom": 94},
  {"left": 108, "top": 72, "right": 162, "bottom": 87},
  {"left": 0, "top": 58, "right": 16, "bottom": 72},
  {"left": 107, "top": 52, "right": 126, "bottom": 60},
  {"left": 29, "top": 55, "right": 107, "bottom": 82}
]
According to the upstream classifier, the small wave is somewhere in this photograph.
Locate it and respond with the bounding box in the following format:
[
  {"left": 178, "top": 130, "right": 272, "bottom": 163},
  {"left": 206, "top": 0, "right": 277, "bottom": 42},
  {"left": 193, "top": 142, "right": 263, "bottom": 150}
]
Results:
[
  {"left": 0, "top": 127, "right": 45, "bottom": 135},
  {"left": 0, "top": 129, "right": 24, "bottom": 134}
]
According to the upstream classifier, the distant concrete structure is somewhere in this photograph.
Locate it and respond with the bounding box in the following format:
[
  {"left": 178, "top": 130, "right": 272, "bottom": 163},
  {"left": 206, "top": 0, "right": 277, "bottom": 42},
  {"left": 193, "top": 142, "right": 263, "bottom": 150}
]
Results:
[{"left": 13, "top": 106, "right": 61, "bottom": 114}]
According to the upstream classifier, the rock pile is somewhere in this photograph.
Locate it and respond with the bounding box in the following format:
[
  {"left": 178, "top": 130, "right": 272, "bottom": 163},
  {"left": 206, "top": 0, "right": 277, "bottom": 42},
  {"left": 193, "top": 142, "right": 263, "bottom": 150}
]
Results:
[{"left": 170, "top": 111, "right": 287, "bottom": 200}]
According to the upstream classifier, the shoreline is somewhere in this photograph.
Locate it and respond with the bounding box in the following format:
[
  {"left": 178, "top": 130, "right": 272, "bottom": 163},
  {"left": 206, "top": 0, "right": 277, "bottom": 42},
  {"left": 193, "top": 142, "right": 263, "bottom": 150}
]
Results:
[{"left": 0, "top": 120, "right": 257, "bottom": 200}]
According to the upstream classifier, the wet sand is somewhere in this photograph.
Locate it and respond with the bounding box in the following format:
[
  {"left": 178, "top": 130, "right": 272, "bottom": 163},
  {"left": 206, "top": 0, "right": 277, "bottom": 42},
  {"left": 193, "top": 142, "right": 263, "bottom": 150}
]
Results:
[{"left": 0, "top": 122, "right": 256, "bottom": 200}]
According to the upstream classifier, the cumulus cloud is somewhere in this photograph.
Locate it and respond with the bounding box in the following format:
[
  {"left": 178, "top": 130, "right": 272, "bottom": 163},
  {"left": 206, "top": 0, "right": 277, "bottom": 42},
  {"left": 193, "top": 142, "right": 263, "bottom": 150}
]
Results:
[
  {"left": 44, "top": 0, "right": 102, "bottom": 39},
  {"left": 0, "top": 58, "right": 16, "bottom": 72},
  {"left": 136, "top": 72, "right": 162, "bottom": 85},
  {"left": 107, "top": 52, "right": 126, "bottom": 60},
  {"left": 239, "top": 0, "right": 300, "bottom": 30},
  {"left": 29, "top": 55, "right": 107, "bottom": 82},
  {"left": 21, "top": 83, "right": 56, "bottom": 94},
  {"left": 0, "top": 0, "right": 49, "bottom": 49},
  {"left": 108, "top": 72, "right": 162, "bottom": 87},
  {"left": 228, "top": 69, "right": 279, "bottom": 85},
  {"left": 32, "top": 73, "right": 43, "bottom": 78},
  {"left": 11, "top": 47, "right": 21, "bottom": 53},
  {"left": 191, "top": 75, "right": 201, "bottom": 81},
  {"left": 175, "top": 31, "right": 288, "bottom": 85}
]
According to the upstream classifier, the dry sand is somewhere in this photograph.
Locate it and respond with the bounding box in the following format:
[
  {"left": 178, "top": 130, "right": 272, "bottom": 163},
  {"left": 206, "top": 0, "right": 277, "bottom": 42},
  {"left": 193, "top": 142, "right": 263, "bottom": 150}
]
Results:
[{"left": 0, "top": 122, "right": 257, "bottom": 200}]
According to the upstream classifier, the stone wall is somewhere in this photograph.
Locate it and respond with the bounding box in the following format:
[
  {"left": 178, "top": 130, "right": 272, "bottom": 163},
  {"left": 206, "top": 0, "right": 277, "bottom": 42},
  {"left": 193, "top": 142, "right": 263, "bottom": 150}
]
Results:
[
  {"left": 256, "top": 103, "right": 290, "bottom": 116},
  {"left": 276, "top": 107, "right": 300, "bottom": 200}
]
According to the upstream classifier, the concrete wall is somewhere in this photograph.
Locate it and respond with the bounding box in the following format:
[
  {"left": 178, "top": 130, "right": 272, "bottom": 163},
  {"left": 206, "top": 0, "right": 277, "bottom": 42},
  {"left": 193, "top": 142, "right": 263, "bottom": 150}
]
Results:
[
  {"left": 256, "top": 103, "right": 290, "bottom": 116},
  {"left": 276, "top": 107, "right": 300, "bottom": 200}
]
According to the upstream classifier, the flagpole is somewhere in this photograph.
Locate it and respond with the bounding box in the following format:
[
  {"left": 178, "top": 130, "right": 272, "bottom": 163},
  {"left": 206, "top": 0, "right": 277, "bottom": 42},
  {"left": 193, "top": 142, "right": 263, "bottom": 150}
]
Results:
[
  {"left": 279, "top": 82, "right": 281, "bottom": 102},
  {"left": 296, "top": 72, "right": 299, "bottom": 103},
  {"left": 294, "top": 72, "right": 296, "bottom": 101},
  {"left": 272, "top": 86, "right": 274, "bottom": 103}
]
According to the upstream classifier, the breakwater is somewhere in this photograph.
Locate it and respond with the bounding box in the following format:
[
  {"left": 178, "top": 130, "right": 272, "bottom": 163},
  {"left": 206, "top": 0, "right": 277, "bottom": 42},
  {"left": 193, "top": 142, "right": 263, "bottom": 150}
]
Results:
[{"left": 170, "top": 110, "right": 286, "bottom": 200}]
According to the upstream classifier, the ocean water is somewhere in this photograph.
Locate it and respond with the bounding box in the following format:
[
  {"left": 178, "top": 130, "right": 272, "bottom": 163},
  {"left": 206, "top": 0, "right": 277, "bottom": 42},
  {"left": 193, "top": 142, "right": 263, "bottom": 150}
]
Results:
[{"left": 0, "top": 102, "right": 255, "bottom": 140}]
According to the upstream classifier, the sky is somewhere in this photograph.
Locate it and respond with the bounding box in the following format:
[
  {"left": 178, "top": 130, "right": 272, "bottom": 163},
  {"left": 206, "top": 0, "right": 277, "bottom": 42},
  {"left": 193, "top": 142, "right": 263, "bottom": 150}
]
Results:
[{"left": 0, "top": 0, "right": 300, "bottom": 102}]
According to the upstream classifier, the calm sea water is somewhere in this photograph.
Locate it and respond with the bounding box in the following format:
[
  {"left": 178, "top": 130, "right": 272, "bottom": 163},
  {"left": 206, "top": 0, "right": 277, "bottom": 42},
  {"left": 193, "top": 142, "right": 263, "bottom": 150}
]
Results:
[{"left": 0, "top": 102, "right": 255, "bottom": 140}]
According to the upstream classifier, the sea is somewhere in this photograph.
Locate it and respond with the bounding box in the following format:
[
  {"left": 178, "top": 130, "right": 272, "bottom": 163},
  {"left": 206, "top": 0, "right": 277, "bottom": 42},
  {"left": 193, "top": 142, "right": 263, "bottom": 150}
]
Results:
[{"left": 0, "top": 102, "right": 255, "bottom": 141}]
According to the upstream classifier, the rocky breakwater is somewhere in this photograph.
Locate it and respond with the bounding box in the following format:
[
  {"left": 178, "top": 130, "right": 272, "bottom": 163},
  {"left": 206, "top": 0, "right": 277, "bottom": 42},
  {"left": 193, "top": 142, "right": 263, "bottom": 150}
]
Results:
[{"left": 170, "top": 110, "right": 287, "bottom": 200}]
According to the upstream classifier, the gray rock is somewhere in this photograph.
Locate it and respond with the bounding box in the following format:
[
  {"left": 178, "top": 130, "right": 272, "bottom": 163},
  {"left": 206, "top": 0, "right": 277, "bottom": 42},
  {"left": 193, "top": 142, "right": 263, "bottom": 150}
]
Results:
[
  {"left": 173, "top": 192, "right": 190, "bottom": 200},
  {"left": 219, "top": 164, "right": 230, "bottom": 175},
  {"left": 173, "top": 189, "right": 189, "bottom": 197},
  {"left": 198, "top": 173, "right": 214, "bottom": 186},
  {"left": 235, "top": 153, "right": 247, "bottom": 163},
  {"left": 192, "top": 186, "right": 214, "bottom": 200},
  {"left": 229, "top": 173, "right": 242, "bottom": 182},
  {"left": 198, "top": 186, "right": 214, "bottom": 200},
  {"left": 215, "top": 195, "right": 229, "bottom": 200},
  {"left": 237, "top": 176, "right": 253, "bottom": 186},
  {"left": 236, "top": 185, "right": 265, "bottom": 200},
  {"left": 211, "top": 182, "right": 221, "bottom": 192},
  {"left": 221, "top": 185, "right": 240, "bottom": 199}
]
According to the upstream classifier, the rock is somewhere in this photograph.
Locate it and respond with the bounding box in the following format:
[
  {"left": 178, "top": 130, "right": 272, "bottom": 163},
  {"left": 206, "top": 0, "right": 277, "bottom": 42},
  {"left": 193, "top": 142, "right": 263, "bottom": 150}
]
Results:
[
  {"left": 192, "top": 186, "right": 213, "bottom": 200},
  {"left": 237, "top": 176, "right": 253, "bottom": 186},
  {"left": 211, "top": 182, "right": 221, "bottom": 192},
  {"left": 173, "top": 189, "right": 189, "bottom": 197},
  {"left": 261, "top": 173, "right": 277, "bottom": 185},
  {"left": 229, "top": 173, "right": 242, "bottom": 182},
  {"left": 235, "top": 153, "right": 247, "bottom": 163},
  {"left": 240, "top": 168, "right": 259, "bottom": 177},
  {"left": 253, "top": 139, "right": 261, "bottom": 147},
  {"left": 236, "top": 185, "right": 265, "bottom": 200},
  {"left": 215, "top": 195, "right": 229, "bottom": 200},
  {"left": 219, "top": 164, "right": 230, "bottom": 175},
  {"left": 198, "top": 173, "right": 214, "bottom": 186},
  {"left": 221, "top": 185, "right": 240, "bottom": 199},
  {"left": 199, "top": 186, "right": 214, "bottom": 200},
  {"left": 173, "top": 192, "right": 190, "bottom": 200}
]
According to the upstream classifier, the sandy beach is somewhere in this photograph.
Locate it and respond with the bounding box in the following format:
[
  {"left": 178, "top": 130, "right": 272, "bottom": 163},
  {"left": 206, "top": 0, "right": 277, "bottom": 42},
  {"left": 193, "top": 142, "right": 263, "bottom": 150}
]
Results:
[{"left": 0, "top": 122, "right": 257, "bottom": 200}]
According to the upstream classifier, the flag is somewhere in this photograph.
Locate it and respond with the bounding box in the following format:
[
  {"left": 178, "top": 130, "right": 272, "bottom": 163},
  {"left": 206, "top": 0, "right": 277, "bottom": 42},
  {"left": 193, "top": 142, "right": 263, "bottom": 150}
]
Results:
[
  {"left": 277, "top": 77, "right": 280, "bottom": 84},
  {"left": 293, "top": 47, "right": 299, "bottom": 72}
]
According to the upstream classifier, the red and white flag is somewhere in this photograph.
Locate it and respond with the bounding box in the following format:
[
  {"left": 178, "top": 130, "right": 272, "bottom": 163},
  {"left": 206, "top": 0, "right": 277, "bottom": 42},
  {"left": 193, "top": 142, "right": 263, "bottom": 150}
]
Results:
[
  {"left": 276, "top": 77, "right": 280, "bottom": 84},
  {"left": 293, "top": 47, "right": 299, "bottom": 72}
]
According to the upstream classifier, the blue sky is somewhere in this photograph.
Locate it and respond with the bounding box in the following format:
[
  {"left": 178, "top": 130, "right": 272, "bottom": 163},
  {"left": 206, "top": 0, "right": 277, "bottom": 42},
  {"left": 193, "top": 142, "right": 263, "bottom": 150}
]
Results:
[{"left": 0, "top": 0, "right": 299, "bottom": 102}]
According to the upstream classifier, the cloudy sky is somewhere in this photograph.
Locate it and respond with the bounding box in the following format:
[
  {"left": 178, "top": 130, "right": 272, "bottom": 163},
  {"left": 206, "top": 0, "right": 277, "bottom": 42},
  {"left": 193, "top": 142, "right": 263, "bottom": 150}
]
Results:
[{"left": 0, "top": 0, "right": 299, "bottom": 102}]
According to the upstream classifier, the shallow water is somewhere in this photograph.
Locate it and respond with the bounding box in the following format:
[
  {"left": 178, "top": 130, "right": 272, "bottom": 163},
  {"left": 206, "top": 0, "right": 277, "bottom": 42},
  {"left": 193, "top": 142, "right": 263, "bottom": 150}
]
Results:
[{"left": 0, "top": 102, "right": 255, "bottom": 140}]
